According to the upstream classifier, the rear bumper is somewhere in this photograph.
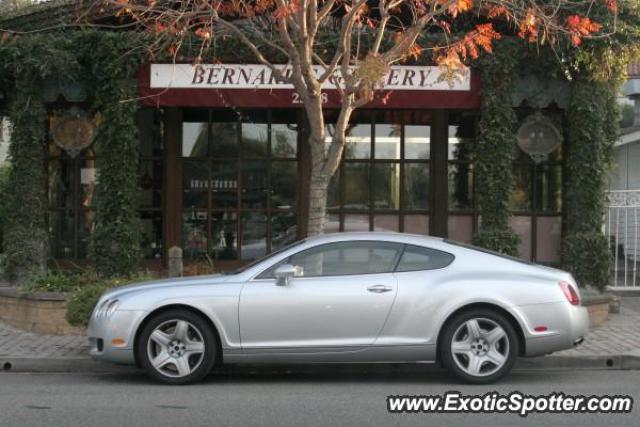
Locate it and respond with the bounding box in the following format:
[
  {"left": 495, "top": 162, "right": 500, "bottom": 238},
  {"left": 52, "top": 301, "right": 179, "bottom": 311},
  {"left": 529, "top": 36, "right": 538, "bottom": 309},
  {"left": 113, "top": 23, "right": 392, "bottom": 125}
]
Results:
[
  {"left": 87, "top": 309, "right": 147, "bottom": 365},
  {"left": 519, "top": 303, "right": 589, "bottom": 357}
]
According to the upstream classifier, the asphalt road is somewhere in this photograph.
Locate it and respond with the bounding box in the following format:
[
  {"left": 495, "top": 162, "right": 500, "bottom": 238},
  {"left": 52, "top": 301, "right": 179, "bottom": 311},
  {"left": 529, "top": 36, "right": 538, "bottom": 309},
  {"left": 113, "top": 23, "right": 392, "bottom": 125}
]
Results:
[{"left": 0, "top": 367, "right": 638, "bottom": 427}]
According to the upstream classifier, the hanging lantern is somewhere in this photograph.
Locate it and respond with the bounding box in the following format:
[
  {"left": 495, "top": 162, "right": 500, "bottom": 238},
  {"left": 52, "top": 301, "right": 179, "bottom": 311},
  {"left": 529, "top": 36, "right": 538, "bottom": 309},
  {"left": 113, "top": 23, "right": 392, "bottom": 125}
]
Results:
[{"left": 516, "top": 112, "right": 563, "bottom": 163}]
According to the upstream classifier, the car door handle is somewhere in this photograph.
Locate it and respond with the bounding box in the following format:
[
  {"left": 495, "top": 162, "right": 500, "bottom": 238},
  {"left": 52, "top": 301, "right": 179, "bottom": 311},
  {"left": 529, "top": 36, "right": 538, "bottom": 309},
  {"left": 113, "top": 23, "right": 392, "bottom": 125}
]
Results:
[{"left": 367, "top": 284, "right": 393, "bottom": 293}]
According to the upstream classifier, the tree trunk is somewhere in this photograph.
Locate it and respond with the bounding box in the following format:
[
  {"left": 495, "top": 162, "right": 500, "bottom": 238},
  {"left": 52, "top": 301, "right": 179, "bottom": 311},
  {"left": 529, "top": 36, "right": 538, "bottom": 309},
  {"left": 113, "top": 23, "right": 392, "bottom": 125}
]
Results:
[{"left": 307, "top": 172, "right": 331, "bottom": 236}]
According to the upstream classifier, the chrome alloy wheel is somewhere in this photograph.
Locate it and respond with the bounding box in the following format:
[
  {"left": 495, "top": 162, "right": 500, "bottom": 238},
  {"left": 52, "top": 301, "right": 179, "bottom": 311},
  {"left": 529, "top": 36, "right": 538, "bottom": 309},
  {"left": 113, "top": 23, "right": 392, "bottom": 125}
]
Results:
[
  {"left": 146, "top": 319, "right": 206, "bottom": 378},
  {"left": 450, "top": 318, "right": 509, "bottom": 377}
]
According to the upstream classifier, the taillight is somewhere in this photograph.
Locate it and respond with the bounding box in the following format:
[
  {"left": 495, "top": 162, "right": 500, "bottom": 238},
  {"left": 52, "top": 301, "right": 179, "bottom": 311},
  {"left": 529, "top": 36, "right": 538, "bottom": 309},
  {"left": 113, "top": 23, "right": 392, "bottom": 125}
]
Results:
[{"left": 559, "top": 281, "right": 580, "bottom": 306}]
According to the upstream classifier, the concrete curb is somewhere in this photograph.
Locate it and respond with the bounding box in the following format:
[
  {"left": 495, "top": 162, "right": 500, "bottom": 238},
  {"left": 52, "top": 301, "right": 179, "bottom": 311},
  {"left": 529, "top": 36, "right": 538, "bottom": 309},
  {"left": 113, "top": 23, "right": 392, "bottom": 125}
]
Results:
[
  {"left": 2, "top": 354, "right": 640, "bottom": 374},
  {"left": 516, "top": 354, "right": 640, "bottom": 371},
  {"left": 0, "top": 357, "right": 138, "bottom": 374}
]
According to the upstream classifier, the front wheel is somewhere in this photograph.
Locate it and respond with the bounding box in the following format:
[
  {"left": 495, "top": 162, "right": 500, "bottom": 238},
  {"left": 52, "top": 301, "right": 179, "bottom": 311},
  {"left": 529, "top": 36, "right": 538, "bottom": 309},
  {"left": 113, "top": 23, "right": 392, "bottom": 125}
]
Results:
[
  {"left": 137, "top": 309, "right": 217, "bottom": 385},
  {"left": 440, "top": 309, "right": 518, "bottom": 384}
]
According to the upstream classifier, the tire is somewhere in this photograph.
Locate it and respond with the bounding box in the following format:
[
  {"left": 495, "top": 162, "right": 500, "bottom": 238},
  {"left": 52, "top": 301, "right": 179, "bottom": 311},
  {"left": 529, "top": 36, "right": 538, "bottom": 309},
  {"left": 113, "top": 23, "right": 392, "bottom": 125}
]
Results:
[
  {"left": 440, "top": 308, "right": 518, "bottom": 384},
  {"left": 136, "top": 309, "right": 217, "bottom": 385}
]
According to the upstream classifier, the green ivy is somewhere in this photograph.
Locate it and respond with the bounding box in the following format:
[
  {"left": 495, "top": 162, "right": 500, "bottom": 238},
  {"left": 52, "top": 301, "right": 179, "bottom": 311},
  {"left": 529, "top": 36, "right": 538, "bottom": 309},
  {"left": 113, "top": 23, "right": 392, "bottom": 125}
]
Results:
[
  {"left": 1, "top": 80, "right": 48, "bottom": 283},
  {"left": 82, "top": 32, "right": 146, "bottom": 277},
  {"left": 471, "top": 40, "right": 520, "bottom": 256},
  {"left": 0, "top": 30, "right": 147, "bottom": 282},
  {"left": 561, "top": 75, "right": 619, "bottom": 290}
]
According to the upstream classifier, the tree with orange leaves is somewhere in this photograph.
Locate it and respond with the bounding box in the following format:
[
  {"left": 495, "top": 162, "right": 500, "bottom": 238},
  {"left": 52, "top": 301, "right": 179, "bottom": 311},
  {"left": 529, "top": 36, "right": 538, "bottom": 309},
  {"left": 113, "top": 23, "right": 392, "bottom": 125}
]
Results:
[{"left": 97, "top": 0, "right": 616, "bottom": 235}]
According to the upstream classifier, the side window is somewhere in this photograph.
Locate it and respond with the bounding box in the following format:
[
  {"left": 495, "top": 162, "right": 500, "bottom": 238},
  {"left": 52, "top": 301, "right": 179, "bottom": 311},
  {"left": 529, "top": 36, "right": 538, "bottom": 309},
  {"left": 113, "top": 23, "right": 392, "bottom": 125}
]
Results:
[
  {"left": 395, "top": 245, "right": 454, "bottom": 272},
  {"left": 256, "top": 241, "right": 403, "bottom": 278}
]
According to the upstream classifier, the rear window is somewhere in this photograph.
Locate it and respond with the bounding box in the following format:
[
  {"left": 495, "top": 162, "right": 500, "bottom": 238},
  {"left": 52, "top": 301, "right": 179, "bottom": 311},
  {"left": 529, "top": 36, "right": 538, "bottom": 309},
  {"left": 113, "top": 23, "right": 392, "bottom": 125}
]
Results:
[
  {"left": 395, "top": 245, "right": 454, "bottom": 272},
  {"left": 443, "top": 239, "right": 535, "bottom": 266}
]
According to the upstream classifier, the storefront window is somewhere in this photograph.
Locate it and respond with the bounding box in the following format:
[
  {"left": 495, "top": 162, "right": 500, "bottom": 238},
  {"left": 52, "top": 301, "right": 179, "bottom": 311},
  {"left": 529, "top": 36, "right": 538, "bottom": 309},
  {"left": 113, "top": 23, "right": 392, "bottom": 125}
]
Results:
[
  {"left": 508, "top": 111, "right": 563, "bottom": 262},
  {"left": 404, "top": 125, "right": 431, "bottom": 160},
  {"left": 327, "top": 111, "right": 431, "bottom": 233},
  {"left": 446, "top": 113, "right": 477, "bottom": 244},
  {"left": 47, "top": 146, "right": 97, "bottom": 259},
  {"left": 345, "top": 124, "right": 371, "bottom": 159},
  {"left": 138, "top": 109, "right": 164, "bottom": 260},
  {"left": 181, "top": 109, "right": 298, "bottom": 262},
  {"left": 373, "top": 163, "right": 400, "bottom": 209}
]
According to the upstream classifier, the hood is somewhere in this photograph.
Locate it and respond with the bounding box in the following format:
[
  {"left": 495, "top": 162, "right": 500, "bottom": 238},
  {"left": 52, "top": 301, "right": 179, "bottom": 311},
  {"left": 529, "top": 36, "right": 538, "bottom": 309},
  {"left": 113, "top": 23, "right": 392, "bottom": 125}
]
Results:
[{"left": 99, "top": 274, "right": 232, "bottom": 301}]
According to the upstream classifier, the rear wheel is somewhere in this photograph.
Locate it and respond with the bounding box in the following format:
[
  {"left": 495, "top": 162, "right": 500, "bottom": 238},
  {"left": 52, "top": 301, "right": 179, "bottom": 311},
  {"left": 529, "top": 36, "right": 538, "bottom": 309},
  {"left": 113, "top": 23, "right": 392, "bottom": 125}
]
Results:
[
  {"left": 440, "top": 309, "right": 518, "bottom": 384},
  {"left": 137, "top": 309, "right": 217, "bottom": 385}
]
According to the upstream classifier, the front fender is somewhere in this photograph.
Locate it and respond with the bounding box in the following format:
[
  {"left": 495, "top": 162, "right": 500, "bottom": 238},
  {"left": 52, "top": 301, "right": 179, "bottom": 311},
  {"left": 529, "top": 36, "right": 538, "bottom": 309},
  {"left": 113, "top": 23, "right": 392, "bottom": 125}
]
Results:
[{"left": 116, "top": 282, "right": 243, "bottom": 349}]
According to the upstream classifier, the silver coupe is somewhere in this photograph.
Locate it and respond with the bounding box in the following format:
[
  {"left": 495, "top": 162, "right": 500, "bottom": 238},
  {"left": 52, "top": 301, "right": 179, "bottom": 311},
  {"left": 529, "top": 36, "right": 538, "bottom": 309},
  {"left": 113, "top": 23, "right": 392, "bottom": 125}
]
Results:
[{"left": 88, "top": 232, "right": 588, "bottom": 384}]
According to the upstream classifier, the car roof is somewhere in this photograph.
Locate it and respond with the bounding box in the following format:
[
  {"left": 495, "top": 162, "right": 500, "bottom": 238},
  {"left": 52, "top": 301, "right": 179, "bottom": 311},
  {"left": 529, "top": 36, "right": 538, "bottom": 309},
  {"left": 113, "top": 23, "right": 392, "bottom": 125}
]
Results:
[{"left": 304, "top": 232, "right": 445, "bottom": 245}]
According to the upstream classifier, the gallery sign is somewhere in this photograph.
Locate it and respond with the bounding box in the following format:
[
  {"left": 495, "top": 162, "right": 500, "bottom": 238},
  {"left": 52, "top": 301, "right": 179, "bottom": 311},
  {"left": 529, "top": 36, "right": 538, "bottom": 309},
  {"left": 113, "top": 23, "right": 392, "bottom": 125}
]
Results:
[
  {"left": 150, "top": 63, "right": 471, "bottom": 92},
  {"left": 138, "top": 63, "right": 479, "bottom": 109}
]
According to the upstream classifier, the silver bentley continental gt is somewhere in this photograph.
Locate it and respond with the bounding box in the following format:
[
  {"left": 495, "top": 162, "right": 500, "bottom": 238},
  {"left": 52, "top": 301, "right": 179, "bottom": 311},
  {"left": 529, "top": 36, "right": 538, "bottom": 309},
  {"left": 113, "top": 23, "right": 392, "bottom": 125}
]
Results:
[{"left": 88, "top": 232, "right": 588, "bottom": 385}]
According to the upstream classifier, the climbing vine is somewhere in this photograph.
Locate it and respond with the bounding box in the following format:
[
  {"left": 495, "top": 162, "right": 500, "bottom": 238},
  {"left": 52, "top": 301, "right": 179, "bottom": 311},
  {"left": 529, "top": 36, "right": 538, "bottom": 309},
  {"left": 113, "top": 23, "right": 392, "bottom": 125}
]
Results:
[
  {"left": 1, "top": 81, "right": 48, "bottom": 282},
  {"left": 0, "top": 30, "right": 147, "bottom": 281},
  {"left": 561, "top": 74, "right": 619, "bottom": 291},
  {"left": 471, "top": 39, "right": 520, "bottom": 256},
  {"left": 82, "top": 32, "right": 146, "bottom": 277}
]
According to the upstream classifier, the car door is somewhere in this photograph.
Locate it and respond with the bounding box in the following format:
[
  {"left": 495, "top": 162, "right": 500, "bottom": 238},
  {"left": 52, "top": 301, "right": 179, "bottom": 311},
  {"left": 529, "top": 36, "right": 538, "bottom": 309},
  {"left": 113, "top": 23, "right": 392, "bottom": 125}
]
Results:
[{"left": 239, "top": 240, "right": 402, "bottom": 350}]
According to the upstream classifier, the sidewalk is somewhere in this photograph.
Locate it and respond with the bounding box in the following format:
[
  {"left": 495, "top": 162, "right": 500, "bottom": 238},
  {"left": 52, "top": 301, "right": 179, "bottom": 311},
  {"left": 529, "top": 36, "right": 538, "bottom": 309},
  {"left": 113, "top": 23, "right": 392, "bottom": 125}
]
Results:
[
  {"left": 2, "top": 298, "right": 640, "bottom": 373},
  {"left": 556, "top": 296, "right": 640, "bottom": 357}
]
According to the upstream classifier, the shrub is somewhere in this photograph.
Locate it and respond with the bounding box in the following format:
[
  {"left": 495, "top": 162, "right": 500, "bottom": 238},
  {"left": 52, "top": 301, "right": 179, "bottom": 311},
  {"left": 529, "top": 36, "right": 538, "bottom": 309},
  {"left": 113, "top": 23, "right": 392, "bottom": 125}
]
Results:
[
  {"left": 19, "top": 271, "right": 76, "bottom": 295},
  {"left": 472, "top": 228, "right": 521, "bottom": 257},
  {"left": 65, "top": 271, "right": 157, "bottom": 327},
  {"left": 66, "top": 282, "right": 113, "bottom": 327},
  {"left": 562, "top": 232, "right": 611, "bottom": 291}
]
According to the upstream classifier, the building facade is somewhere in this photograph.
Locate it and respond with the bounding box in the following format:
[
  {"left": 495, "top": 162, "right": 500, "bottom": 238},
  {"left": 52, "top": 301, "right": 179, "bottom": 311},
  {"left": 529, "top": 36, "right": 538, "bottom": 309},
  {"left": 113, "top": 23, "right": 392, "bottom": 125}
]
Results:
[{"left": 39, "top": 61, "right": 565, "bottom": 271}]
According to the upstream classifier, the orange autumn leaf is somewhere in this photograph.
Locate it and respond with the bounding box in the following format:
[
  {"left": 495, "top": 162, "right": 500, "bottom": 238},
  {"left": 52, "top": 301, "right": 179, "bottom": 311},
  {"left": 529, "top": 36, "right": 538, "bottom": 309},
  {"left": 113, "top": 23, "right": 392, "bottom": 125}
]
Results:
[
  {"left": 436, "top": 49, "right": 464, "bottom": 69},
  {"left": 487, "top": 6, "right": 508, "bottom": 19},
  {"left": 271, "top": 0, "right": 301, "bottom": 20},
  {"left": 195, "top": 27, "right": 211, "bottom": 40},
  {"left": 436, "top": 23, "right": 501, "bottom": 68},
  {"left": 409, "top": 43, "right": 423, "bottom": 61},
  {"left": 437, "top": 0, "right": 473, "bottom": 18},
  {"left": 566, "top": 15, "right": 602, "bottom": 47},
  {"left": 517, "top": 9, "right": 538, "bottom": 42},
  {"left": 604, "top": 0, "right": 618, "bottom": 13},
  {"left": 153, "top": 21, "right": 166, "bottom": 34}
]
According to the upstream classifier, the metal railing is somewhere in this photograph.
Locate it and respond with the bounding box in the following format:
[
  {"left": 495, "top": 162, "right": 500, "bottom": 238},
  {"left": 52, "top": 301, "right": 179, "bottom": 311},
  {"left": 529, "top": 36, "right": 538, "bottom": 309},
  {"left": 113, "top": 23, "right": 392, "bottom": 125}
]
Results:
[{"left": 607, "top": 190, "right": 640, "bottom": 290}]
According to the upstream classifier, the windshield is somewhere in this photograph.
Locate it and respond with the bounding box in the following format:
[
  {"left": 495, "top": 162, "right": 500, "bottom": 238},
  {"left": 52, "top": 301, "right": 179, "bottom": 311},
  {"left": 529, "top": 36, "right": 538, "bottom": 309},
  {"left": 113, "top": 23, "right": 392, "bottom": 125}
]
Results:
[{"left": 223, "top": 239, "right": 307, "bottom": 275}]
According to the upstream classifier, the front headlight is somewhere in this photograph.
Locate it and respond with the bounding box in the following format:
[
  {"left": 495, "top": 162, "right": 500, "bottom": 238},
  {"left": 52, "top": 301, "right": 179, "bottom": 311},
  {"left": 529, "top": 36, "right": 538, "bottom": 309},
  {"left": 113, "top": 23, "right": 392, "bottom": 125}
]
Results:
[
  {"left": 96, "top": 298, "right": 120, "bottom": 317},
  {"left": 104, "top": 299, "right": 120, "bottom": 317}
]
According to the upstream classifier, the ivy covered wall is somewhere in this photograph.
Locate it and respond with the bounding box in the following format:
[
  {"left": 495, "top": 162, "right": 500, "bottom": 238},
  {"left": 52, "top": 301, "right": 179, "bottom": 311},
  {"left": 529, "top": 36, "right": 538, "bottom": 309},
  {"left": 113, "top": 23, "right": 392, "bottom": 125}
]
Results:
[
  {"left": 2, "top": 82, "right": 48, "bottom": 282},
  {"left": 0, "top": 31, "right": 146, "bottom": 282},
  {"left": 0, "top": 24, "right": 635, "bottom": 290},
  {"left": 472, "top": 41, "right": 520, "bottom": 256},
  {"left": 84, "top": 32, "right": 144, "bottom": 277},
  {"left": 561, "top": 76, "right": 619, "bottom": 290}
]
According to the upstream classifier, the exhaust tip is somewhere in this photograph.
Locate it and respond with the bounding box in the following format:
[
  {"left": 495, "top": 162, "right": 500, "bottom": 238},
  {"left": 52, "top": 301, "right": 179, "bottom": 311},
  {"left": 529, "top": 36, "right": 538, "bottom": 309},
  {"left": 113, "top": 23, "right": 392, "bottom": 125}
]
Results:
[{"left": 573, "top": 337, "right": 584, "bottom": 346}]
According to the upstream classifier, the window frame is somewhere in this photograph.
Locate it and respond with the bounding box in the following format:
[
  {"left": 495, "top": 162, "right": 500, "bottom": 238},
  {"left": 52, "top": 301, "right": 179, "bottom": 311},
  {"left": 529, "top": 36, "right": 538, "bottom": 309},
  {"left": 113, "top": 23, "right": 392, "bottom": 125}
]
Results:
[
  {"left": 326, "top": 110, "right": 432, "bottom": 234},
  {"left": 255, "top": 240, "right": 405, "bottom": 279},
  {"left": 253, "top": 240, "right": 455, "bottom": 279},
  {"left": 180, "top": 108, "right": 300, "bottom": 262},
  {"left": 394, "top": 244, "right": 455, "bottom": 273}
]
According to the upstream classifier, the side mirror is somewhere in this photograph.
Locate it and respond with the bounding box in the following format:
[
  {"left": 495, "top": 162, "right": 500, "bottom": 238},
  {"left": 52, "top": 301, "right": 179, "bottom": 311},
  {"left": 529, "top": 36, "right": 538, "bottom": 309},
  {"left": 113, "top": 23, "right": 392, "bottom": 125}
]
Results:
[{"left": 274, "top": 264, "right": 304, "bottom": 286}]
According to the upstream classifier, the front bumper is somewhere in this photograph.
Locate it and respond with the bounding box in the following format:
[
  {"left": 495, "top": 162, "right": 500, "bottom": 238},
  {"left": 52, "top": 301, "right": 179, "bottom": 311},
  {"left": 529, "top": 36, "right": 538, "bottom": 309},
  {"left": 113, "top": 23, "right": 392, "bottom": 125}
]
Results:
[
  {"left": 519, "top": 302, "right": 590, "bottom": 357},
  {"left": 87, "top": 309, "right": 148, "bottom": 365}
]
